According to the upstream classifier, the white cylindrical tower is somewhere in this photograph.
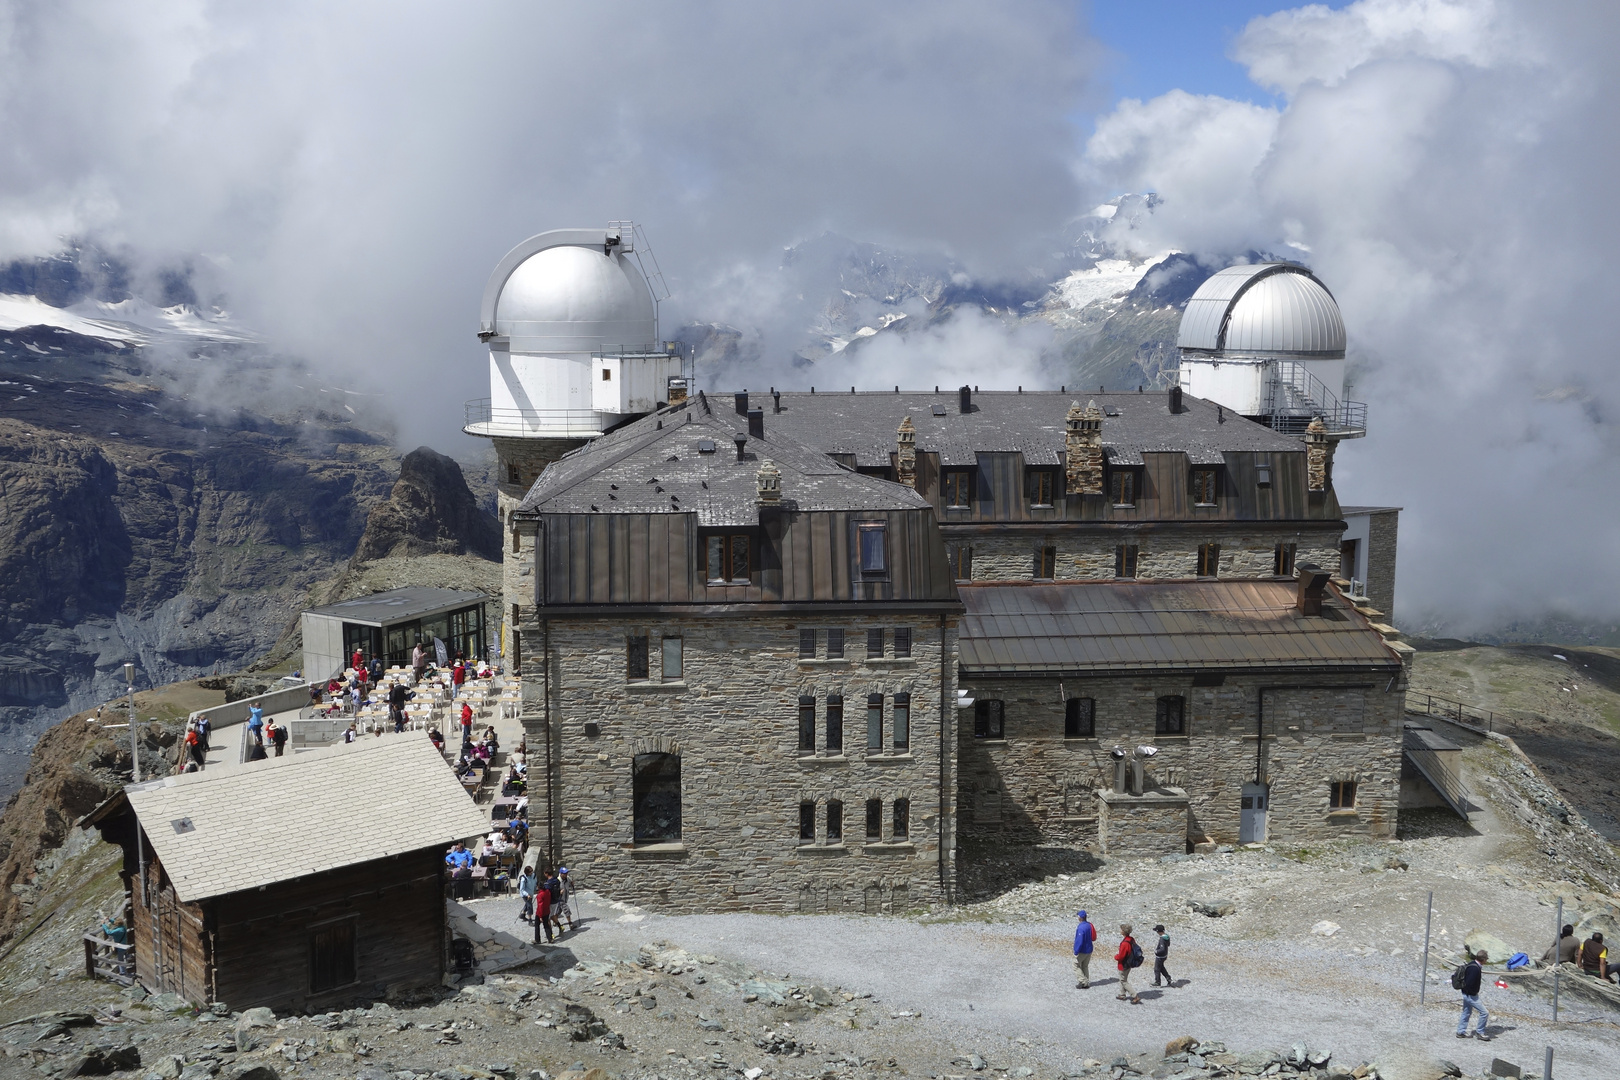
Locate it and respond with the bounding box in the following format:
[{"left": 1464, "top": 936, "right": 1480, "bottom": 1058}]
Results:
[
  {"left": 1175, "top": 262, "right": 1364, "bottom": 438},
  {"left": 465, "top": 226, "right": 685, "bottom": 525}
]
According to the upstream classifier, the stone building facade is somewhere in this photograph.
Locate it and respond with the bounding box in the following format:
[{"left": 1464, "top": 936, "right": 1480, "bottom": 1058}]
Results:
[
  {"left": 955, "top": 580, "right": 1410, "bottom": 851},
  {"left": 510, "top": 394, "right": 961, "bottom": 913}
]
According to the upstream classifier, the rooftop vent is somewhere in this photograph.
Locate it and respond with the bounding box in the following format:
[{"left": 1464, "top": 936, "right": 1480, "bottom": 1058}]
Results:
[
  {"left": 697, "top": 439, "right": 716, "bottom": 454},
  {"left": 1255, "top": 464, "right": 1272, "bottom": 488},
  {"left": 748, "top": 408, "right": 764, "bottom": 438},
  {"left": 735, "top": 390, "right": 749, "bottom": 416},
  {"left": 733, "top": 432, "right": 748, "bottom": 462},
  {"left": 1295, "top": 563, "right": 1332, "bottom": 616},
  {"left": 959, "top": 385, "right": 972, "bottom": 414},
  {"left": 931, "top": 404, "right": 947, "bottom": 417}
]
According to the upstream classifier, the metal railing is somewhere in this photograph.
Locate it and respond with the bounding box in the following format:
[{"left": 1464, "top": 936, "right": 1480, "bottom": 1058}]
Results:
[
  {"left": 1407, "top": 691, "right": 1499, "bottom": 734},
  {"left": 1403, "top": 743, "right": 1476, "bottom": 820},
  {"left": 462, "top": 400, "right": 609, "bottom": 439},
  {"left": 1264, "top": 360, "right": 1367, "bottom": 437}
]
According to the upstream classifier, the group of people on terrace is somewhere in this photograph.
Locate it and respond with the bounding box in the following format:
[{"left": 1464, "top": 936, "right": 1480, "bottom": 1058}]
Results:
[{"left": 312, "top": 645, "right": 496, "bottom": 735}]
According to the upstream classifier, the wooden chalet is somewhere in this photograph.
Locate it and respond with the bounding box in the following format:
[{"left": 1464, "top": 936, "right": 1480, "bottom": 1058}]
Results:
[{"left": 82, "top": 737, "right": 489, "bottom": 1012}]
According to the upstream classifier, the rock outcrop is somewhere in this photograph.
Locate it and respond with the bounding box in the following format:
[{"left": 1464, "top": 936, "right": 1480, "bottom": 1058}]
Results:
[{"left": 351, "top": 447, "right": 501, "bottom": 562}]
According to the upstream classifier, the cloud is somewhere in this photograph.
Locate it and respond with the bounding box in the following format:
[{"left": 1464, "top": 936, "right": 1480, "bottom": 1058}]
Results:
[
  {"left": 0, "top": 0, "right": 1099, "bottom": 445},
  {"left": 1080, "top": 0, "right": 1620, "bottom": 632}
]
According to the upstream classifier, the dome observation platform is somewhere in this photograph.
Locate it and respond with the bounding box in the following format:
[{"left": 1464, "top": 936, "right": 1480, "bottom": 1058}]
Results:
[{"left": 1176, "top": 262, "right": 1365, "bottom": 439}]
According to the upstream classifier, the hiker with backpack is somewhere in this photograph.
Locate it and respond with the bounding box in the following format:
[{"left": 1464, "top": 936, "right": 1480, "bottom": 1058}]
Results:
[
  {"left": 1453, "top": 949, "right": 1490, "bottom": 1040},
  {"left": 1152, "top": 924, "right": 1172, "bottom": 987},
  {"left": 532, "top": 867, "right": 554, "bottom": 944},
  {"left": 1073, "top": 910, "right": 1096, "bottom": 989},
  {"left": 1114, "top": 924, "right": 1143, "bottom": 1003}
]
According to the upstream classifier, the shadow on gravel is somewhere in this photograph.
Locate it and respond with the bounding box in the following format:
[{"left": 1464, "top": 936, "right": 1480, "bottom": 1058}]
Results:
[
  {"left": 1398, "top": 807, "right": 1482, "bottom": 840},
  {"left": 504, "top": 946, "right": 580, "bottom": 979},
  {"left": 957, "top": 840, "right": 1104, "bottom": 902}
]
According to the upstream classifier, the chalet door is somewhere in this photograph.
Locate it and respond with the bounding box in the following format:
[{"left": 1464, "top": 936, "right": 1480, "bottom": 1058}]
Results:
[{"left": 1240, "top": 782, "right": 1269, "bottom": 843}]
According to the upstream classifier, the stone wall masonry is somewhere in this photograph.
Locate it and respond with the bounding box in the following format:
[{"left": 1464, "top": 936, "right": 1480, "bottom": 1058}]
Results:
[
  {"left": 1096, "top": 789, "right": 1189, "bottom": 857},
  {"left": 1365, "top": 510, "right": 1399, "bottom": 621},
  {"left": 519, "top": 613, "right": 957, "bottom": 914},
  {"left": 959, "top": 527, "right": 1341, "bottom": 582},
  {"left": 958, "top": 667, "right": 1406, "bottom": 850}
]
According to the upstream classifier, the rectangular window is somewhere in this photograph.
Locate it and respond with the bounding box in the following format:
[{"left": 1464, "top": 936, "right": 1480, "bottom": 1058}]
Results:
[
  {"left": 1110, "top": 469, "right": 1136, "bottom": 507},
  {"left": 506, "top": 462, "right": 521, "bottom": 484},
  {"left": 827, "top": 629, "right": 845, "bottom": 659},
  {"left": 865, "top": 798, "right": 882, "bottom": 840},
  {"left": 706, "top": 534, "right": 752, "bottom": 583},
  {"left": 308, "top": 920, "right": 357, "bottom": 994},
  {"left": 948, "top": 545, "right": 973, "bottom": 581},
  {"left": 1197, "top": 543, "right": 1221, "bottom": 578},
  {"left": 866, "top": 693, "right": 883, "bottom": 750},
  {"left": 1340, "top": 539, "right": 1359, "bottom": 579},
  {"left": 1155, "top": 695, "right": 1186, "bottom": 736},
  {"left": 632, "top": 752, "right": 682, "bottom": 842},
  {"left": 825, "top": 695, "right": 843, "bottom": 753},
  {"left": 893, "top": 692, "right": 910, "bottom": 750},
  {"left": 1026, "top": 469, "right": 1055, "bottom": 507},
  {"left": 893, "top": 627, "right": 912, "bottom": 658},
  {"left": 1192, "top": 468, "right": 1219, "bottom": 506},
  {"left": 627, "top": 636, "right": 649, "bottom": 681},
  {"left": 799, "top": 801, "right": 815, "bottom": 842},
  {"left": 601, "top": 368, "right": 612, "bottom": 380},
  {"left": 661, "top": 636, "right": 683, "bottom": 681},
  {"left": 893, "top": 798, "right": 909, "bottom": 839},
  {"left": 1255, "top": 463, "right": 1273, "bottom": 488},
  {"left": 943, "top": 470, "right": 973, "bottom": 508},
  {"left": 798, "top": 696, "right": 816, "bottom": 753},
  {"left": 866, "top": 628, "right": 884, "bottom": 658},
  {"left": 1330, "top": 781, "right": 1357, "bottom": 809},
  {"left": 857, "top": 523, "right": 888, "bottom": 574},
  {"left": 826, "top": 799, "right": 843, "bottom": 842},
  {"left": 1065, "top": 697, "right": 1095, "bottom": 738},
  {"left": 1035, "top": 545, "right": 1056, "bottom": 579},
  {"left": 973, "top": 699, "right": 1004, "bottom": 739},
  {"left": 799, "top": 628, "right": 817, "bottom": 658},
  {"left": 1274, "top": 542, "right": 1297, "bottom": 577},
  {"left": 1115, "top": 544, "right": 1138, "bottom": 578}
]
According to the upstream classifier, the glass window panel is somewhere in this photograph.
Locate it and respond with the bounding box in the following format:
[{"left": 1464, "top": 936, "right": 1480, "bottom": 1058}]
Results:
[
  {"left": 707, "top": 536, "right": 725, "bottom": 582},
  {"left": 893, "top": 798, "right": 909, "bottom": 839},
  {"left": 728, "top": 536, "right": 750, "bottom": 582},
  {"left": 826, "top": 800, "right": 843, "bottom": 841},
  {"left": 867, "top": 694, "right": 883, "bottom": 749},
  {"left": 893, "top": 693, "right": 910, "bottom": 750},
  {"left": 867, "top": 628, "right": 883, "bottom": 657},
  {"left": 627, "top": 636, "right": 649, "bottom": 681},
  {"left": 661, "top": 636, "right": 683, "bottom": 681},
  {"left": 858, "top": 524, "right": 887, "bottom": 573},
  {"left": 826, "top": 695, "right": 843, "bottom": 752},
  {"left": 865, "top": 799, "right": 882, "bottom": 840},
  {"left": 827, "top": 629, "right": 845, "bottom": 659},
  {"left": 894, "top": 627, "right": 912, "bottom": 658},
  {"left": 798, "top": 696, "right": 816, "bottom": 752}
]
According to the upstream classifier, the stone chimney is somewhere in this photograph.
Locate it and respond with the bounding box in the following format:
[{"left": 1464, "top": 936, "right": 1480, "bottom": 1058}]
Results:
[
  {"left": 1305, "top": 417, "right": 1335, "bottom": 492},
  {"left": 1065, "top": 400, "right": 1104, "bottom": 495},
  {"left": 896, "top": 415, "right": 917, "bottom": 489},
  {"left": 756, "top": 459, "right": 781, "bottom": 506}
]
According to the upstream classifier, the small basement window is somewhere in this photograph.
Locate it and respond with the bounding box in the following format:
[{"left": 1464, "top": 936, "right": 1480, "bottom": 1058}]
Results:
[
  {"left": 1065, "top": 697, "right": 1095, "bottom": 738},
  {"left": 974, "top": 699, "right": 1004, "bottom": 739},
  {"left": 1330, "top": 781, "right": 1358, "bottom": 809},
  {"left": 1155, "top": 695, "right": 1185, "bottom": 736}
]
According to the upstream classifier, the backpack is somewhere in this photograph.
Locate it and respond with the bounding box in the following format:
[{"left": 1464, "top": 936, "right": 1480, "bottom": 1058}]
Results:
[
  {"left": 1127, "top": 938, "right": 1144, "bottom": 969},
  {"left": 1450, "top": 961, "right": 1470, "bottom": 990},
  {"left": 546, "top": 879, "right": 562, "bottom": 902}
]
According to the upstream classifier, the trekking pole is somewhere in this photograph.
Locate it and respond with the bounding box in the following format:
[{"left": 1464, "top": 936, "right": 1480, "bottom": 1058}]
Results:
[
  {"left": 1551, "top": 897, "right": 1562, "bottom": 1023},
  {"left": 1419, "top": 890, "right": 1433, "bottom": 1004}
]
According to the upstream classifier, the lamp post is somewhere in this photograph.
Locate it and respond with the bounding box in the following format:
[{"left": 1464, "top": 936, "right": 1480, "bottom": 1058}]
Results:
[{"left": 123, "top": 662, "right": 140, "bottom": 783}]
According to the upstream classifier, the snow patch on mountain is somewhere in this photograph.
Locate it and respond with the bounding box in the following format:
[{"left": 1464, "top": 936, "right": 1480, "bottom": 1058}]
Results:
[
  {"left": 1050, "top": 252, "right": 1176, "bottom": 312},
  {"left": 0, "top": 293, "right": 254, "bottom": 346}
]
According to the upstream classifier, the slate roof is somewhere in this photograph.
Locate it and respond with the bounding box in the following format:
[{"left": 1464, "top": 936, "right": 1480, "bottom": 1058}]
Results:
[
  {"left": 958, "top": 580, "right": 1400, "bottom": 675},
  {"left": 90, "top": 737, "right": 489, "bottom": 903},
  {"left": 746, "top": 389, "right": 1300, "bottom": 469},
  {"left": 304, "top": 586, "right": 487, "bottom": 624},
  {"left": 516, "top": 392, "right": 933, "bottom": 527}
]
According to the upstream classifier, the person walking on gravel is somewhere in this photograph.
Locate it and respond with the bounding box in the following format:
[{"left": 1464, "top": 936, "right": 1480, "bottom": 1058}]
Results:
[
  {"left": 1152, "top": 924, "right": 1172, "bottom": 987},
  {"left": 1455, "top": 950, "right": 1490, "bottom": 1040},
  {"left": 1115, "top": 924, "right": 1142, "bottom": 1003},
  {"left": 1073, "top": 910, "right": 1096, "bottom": 989}
]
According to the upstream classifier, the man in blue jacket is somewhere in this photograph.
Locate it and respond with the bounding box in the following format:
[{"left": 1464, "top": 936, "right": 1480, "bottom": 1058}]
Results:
[
  {"left": 1456, "top": 950, "right": 1490, "bottom": 1041},
  {"left": 1073, "top": 910, "right": 1096, "bottom": 989}
]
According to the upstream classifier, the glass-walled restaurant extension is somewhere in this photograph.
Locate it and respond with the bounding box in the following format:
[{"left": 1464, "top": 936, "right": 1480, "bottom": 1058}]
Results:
[{"left": 301, "top": 587, "right": 490, "bottom": 681}]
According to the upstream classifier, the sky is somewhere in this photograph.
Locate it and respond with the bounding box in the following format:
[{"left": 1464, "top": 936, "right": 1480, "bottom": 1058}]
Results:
[{"left": 0, "top": 0, "right": 1617, "bottom": 636}]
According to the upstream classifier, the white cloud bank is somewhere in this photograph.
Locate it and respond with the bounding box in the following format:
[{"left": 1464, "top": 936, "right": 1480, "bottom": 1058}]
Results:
[{"left": 1080, "top": 0, "right": 1620, "bottom": 633}]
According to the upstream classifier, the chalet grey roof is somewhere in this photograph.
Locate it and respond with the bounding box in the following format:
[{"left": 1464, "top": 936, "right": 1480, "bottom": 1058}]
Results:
[
  {"left": 745, "top": 390, "right": 1297, "bottom": 471},
  {"left": 304, "top": 586, "right": 488, "bottom": 624},
  {"left": 517, "top": 392, "right": 933, "bottom": 526},
  {"left": 1177, "top": 263, "right": 1346, "bottom": 357},
  {"left": 111, "top": 737, "right": 489, "bottom": 903},
  {"left": 958, "top": 581, "right": 1399, "bottom": 675}
]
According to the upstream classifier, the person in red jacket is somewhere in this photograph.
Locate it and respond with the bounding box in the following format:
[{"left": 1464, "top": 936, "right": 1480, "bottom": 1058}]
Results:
[
  {"left": 531, "top": 868, "right": 554, "bottom": 944},
  {"left": 1115, "top": 924, "right": 1141, "bottom": 1003}
]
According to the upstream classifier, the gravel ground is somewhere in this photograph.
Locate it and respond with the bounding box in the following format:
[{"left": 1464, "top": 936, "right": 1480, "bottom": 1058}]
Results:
[{"left": 466, "top": 740, "right": 1619, "bottom": 1080}]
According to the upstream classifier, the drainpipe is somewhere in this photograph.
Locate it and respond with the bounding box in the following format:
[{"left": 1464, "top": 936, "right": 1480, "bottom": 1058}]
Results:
[
  {"left": 543, "top": 617, "right": 556, "bottom": 870},
  {"left": 938, "top": 614, "right": 950, "bottom": 904}
]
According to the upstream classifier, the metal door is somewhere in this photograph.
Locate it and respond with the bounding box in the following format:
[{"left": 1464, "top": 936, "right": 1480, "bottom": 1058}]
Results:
[{"left": 1240, "top": 782, "right": 1269, "bottom": 843}]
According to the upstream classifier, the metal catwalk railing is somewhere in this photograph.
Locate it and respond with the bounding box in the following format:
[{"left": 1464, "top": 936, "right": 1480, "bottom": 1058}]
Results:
[
  {"left": 1264, "top": 360, "right": 1367, "bottom": 437},
  {"left": 1406, "top": 691, "right": 1500, "bottom": 734},
  {"left": 1403, "top": 743, "right": 1476, "bottom": 820}
]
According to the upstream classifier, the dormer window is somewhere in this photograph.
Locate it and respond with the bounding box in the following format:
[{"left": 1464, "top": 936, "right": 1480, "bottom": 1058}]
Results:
[
  {"left": 857, "top": 522, "right": 888, "bottom": 575},
  {"left": 1109, "top": 468, "right": 1137, "bottom": 507},
  {"left": 943, "top": 469, "right": 974, "bottom": 508},
  {"left": 1192, "top": 468, "right": 1219, "bottom": 506},
  {"left": 1025, "top": 468, "right": 1057, "bottom": 507},
  {"left": 705, "top": 534, "right": 751, "bottom": 583},
  {"left": 1255, "top": 463, "right": 1273, "bottom": 488}
]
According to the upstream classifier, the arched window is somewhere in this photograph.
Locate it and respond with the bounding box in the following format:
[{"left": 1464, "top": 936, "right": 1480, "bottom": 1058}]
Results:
[{"left": 632, "top": 753, "right": 681, "bottom": 842}]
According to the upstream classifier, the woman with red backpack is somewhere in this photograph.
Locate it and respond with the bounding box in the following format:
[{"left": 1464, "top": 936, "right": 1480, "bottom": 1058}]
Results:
[{"left": 1114, "top": 924, "right": 1142, "bottom": 1003}]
